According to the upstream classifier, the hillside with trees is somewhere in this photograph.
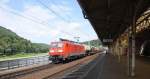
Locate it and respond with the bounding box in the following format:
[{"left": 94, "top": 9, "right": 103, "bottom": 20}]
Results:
[{"left": 0, "top": 26, "right": 49, "bottom": 55}]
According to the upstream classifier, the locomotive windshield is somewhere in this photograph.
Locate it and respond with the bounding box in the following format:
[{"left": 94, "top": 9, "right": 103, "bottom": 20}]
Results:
[{"left": 50, "top": 42, "right": 63, "bottom": 48}]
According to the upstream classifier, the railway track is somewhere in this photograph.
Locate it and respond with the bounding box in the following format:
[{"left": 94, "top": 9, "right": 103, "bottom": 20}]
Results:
[
  {"left": 0, "top": 53, "right": 99, "bottom": 79},
  {"left": 0, "top": 63, "right": 57, "bottom": 79}
]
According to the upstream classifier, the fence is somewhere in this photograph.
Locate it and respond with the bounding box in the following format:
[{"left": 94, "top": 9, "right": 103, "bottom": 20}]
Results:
[{"left": 0, "top": 55, "right": 50, "bottom": 71}]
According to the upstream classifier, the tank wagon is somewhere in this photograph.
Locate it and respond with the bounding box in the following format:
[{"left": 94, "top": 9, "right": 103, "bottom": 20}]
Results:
[{"left": 83, "top": 44, "right": 91, "bottom": 55}]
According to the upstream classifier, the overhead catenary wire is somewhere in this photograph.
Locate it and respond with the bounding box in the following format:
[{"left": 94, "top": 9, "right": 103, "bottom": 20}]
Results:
[
  {"left": 36, "top": 0, "right": 70, "bottom": 23},
  {"left": 0, "top": 6, "right": 75, "bottom": 37},
  {"left": 50, "top": 0, "right": 72, "bottom": 20},
  {"left": 36, "top": 0, "right": 97, "bottom": 40},
  {"left": 0, "top": 2, "right": 97, "bottom": 41},
  {"left": 36, "top": 0, "right": 96, "bottom": 40},
  {"left": 50, "top": 0, "right": 95, "bottom": 39},
  {"left": 0, "top": 6, "right": 43, "bottom": 25}
]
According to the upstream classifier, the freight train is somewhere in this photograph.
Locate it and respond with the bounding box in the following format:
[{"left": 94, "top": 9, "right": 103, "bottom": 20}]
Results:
[{"left": 48, "top": 39, "right": 100, "bottom": 63}]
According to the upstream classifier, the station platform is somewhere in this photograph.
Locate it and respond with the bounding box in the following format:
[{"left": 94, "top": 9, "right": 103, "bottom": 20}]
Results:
[
  {"left": 63, "top": 53, "right": 150, "bottom": 79},
  {"left": 83, "top": 53, "right": 128, "bottom": 79}
]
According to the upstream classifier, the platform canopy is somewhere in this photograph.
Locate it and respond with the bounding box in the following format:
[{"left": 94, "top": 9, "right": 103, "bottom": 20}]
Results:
[{"left": 77, "top": 0, "right": 150, "bottom": 45}]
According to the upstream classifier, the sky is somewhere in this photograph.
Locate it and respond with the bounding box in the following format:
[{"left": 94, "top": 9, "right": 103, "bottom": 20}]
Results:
[{"left": 0, "top": 0, "right": 98, "bottom": 44}]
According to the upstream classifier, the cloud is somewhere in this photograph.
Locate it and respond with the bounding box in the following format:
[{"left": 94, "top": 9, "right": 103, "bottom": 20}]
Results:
[
  {"left": 0, "top": 4, "right": 59, "bottom": 43},
  {"left": 0, "top": 1, "right": 98, "bottom": 44},
  {"left": 53, "top": 21, "right": 98, "bottom": 42},
  {"left": 23, "top": 5, "right": 56, "bottom": 23},
  {"left": 0, "top": 0, "right": 10, "bottom": 4}
]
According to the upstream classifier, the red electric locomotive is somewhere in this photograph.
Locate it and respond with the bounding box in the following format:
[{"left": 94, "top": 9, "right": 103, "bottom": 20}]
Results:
[{"left": 49, "top": 39, "right": 85, "bottom": 63}]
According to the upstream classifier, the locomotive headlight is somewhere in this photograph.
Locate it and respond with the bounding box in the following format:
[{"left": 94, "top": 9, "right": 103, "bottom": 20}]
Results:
[
  {"left": 50, "top": 50, "right": 54, "bottom": 52},
  {"left": 58, "top": 49, "right": 63, "bottom": 52}
]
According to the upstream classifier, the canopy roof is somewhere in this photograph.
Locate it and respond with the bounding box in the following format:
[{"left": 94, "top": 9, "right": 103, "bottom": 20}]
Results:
[{"left": 77, "top": 0, "right": 150, "bottom": 45}]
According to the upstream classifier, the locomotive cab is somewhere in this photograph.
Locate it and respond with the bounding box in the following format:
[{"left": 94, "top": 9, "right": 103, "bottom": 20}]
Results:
[
  {"left": 49, "top": 42, "right": 65, "bottom": 63},
  {"left": 49, "top": 42, "right": 64, "bottom": 55}
]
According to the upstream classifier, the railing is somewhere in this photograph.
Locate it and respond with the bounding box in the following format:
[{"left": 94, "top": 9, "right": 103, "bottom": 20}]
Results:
[{"left": 0, "top": 55, "right": 50, "bottom": 71}]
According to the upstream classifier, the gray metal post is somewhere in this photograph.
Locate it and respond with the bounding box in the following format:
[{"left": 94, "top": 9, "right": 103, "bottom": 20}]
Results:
[
  {"left": 131, "top": 13, "right": 136, "bottom": 77},
  {"left": 26, "top": 58, "right": 28, "bottom": 66},
  {"left": 127, "top": 35, "right": 131, "bottom": 76},
  {"left": 128, "top": 16, "right": 136, "bottom": 77},
  {"left": 127, "top": 3, "right": 137, "bottom": 76},
  {"left": 38, "top": 56, "right": 40, "bottom": 63},
  {"left": 17, "top": 60, "right": 20, "bottom": 67},
  {"left": 8, "top": 61, "right": 10, "bottom": 69},
  {"left": 128, "top": 35, "right": 134, "bottom": 77},
  {"left": 32, "top": 58, "right": 34, "bottom": 64}
]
